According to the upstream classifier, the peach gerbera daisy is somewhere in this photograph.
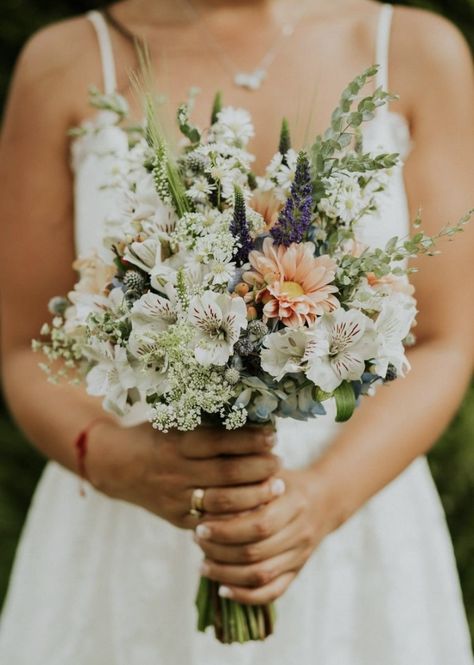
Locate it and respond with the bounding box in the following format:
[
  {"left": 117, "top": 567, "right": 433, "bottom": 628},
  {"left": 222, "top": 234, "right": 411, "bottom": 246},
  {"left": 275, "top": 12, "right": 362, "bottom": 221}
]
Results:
[{"left": 243, "top": 237, "right": 339, "bottom": 327}]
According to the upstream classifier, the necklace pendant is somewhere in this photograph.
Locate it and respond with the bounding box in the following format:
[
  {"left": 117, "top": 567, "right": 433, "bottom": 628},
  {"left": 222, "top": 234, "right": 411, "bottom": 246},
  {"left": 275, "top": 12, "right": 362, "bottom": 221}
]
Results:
[{"left": 234, "top": 69, "right": 267, "bottom": 91}]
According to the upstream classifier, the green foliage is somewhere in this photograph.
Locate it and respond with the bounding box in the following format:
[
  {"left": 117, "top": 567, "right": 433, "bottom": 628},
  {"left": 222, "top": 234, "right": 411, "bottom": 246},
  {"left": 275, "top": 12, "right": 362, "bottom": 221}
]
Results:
[
  {"left": 334, "top": 210, "right": 472, "bottom": 301},
  {"left": 310, "top": 65, "right": 397, "bottom": 176},
  {"left": 0, "top": 0, "right": 473, "bottom": 641},
  {"left": 278, "top": 117, "right": 291, "bottom": 159},
  {"left": 210, "top": 91, "right": 223, "bottom": 125},
  {"left": 177, "top": 103, "right": 201, "bottom": 146}
]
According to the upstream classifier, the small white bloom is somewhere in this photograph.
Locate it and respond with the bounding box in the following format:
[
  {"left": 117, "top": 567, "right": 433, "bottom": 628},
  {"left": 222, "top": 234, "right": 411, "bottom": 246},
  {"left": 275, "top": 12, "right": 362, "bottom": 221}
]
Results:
[
  {"left": 186, "top": 176, "right": 216, "bottom": 203},
  {"left": 275, "top": 149, "right": 298, "bottom": 192},
  {"left": 304, "top": 309, "right": 378, "bottom": 392},
  {"left": 214, "top": 107, "right": 255, "bottom": 147},
  {"left": 86, "top": 342, "right": 137, "bottom": 416},
  {"left": 258, "top": 149, "right": 298, "bottom": 201},
  {"left": 205, "top": 260, "right": 237, "bottom": 287},
  {"left": 319, "top": 172, "right": 367, "bottom": 225},
  {"left": 188, "top": 292, "right": 248, "bottom": 366}
]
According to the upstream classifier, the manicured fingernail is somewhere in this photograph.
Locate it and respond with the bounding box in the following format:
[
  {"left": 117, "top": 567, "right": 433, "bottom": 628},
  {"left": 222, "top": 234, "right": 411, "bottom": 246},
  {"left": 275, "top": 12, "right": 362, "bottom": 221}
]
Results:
[
  {"left": 218, "top": 585, "right": 234, "bottom": 599},
  {"left": 271, "top": 478, "right": 286, "bottom": 496},
  {"left": 200, "top": 561, "right": 211, "bottom": 576},
  {"left": 196, "top": 524, "right": 211, "bottom": 540}
]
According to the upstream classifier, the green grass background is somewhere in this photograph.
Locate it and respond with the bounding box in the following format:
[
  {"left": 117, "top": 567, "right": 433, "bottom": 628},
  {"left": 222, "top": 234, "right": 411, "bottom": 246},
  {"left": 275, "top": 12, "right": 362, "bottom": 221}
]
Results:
[{"left": 0, "top": 0, "right": 473, "bottom": 638}]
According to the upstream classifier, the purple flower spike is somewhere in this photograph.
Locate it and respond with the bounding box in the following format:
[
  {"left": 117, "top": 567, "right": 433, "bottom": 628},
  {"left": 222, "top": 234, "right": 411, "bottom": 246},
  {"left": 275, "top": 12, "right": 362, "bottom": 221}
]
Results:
[
  {"left": 230, "top": 186, "right": 253, "bottom": 266},
  {"left": 271, "top": 150, "right": 313, "bottom": 246}
]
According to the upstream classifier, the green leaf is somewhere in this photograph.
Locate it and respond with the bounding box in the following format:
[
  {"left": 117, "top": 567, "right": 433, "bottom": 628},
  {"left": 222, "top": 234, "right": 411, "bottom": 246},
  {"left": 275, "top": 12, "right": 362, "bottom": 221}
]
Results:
[
  {"left": 334, "top": 381, "right": 356, "bottom": 422},
  {"left": 313, "top": 386, "right": 333, "bottom": 402},
  {"left": 177, "top": 103, "right": 201, "bottom": 145},
  {"left": 350, "top": 111, "right": 363, "bottom": 127}
]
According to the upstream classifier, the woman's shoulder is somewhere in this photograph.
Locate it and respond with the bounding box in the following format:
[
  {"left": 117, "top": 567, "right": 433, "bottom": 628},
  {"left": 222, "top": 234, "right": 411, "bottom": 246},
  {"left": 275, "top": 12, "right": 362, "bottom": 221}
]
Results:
[
  {"left": 389, "top": 5, "right": 472, "bottom": 118},
  {"left": 10, "top": 14, "right": 105, "bottom": 124},
  {"left": 391, "top": 5, "right": 471, "bottom": 70}
]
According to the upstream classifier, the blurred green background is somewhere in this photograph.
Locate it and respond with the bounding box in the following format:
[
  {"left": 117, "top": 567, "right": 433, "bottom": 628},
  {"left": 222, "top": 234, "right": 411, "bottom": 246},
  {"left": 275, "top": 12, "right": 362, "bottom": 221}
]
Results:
[{"left": 0, "top": 0, "right": 473, "bottom": 638}]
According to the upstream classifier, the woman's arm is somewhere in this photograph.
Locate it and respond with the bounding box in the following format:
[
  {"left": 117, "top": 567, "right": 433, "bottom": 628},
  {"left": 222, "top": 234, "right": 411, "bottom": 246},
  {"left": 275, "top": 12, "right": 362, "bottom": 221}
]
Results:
[
  {"left": 313, "top": 8, "right": 474, "bottom": 523},
  {"left": 0, "top": 21, "right": 281, "bottom": 527},
  {"left": 195, "top": 10, "right": 474, "bottom": 603},
  {"left": 0, "top": 22, "right": 92, "bottom": 472}
]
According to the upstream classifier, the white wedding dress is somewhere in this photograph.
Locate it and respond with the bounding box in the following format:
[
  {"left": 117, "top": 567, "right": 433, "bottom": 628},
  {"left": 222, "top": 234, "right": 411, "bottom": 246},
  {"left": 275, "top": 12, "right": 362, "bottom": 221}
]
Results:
[{"left": 0, "top": 6, "right": 472, "bottom": 664}]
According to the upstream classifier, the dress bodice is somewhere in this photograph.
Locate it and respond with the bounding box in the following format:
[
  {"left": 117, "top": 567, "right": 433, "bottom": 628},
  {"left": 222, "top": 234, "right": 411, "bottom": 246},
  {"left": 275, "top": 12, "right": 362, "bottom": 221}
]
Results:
[
  {"left": 71, "top": 5, "right": 411, "bottom": 260},
  {"left": 71, "top": 108, "right": 411, "bottom": 259}
]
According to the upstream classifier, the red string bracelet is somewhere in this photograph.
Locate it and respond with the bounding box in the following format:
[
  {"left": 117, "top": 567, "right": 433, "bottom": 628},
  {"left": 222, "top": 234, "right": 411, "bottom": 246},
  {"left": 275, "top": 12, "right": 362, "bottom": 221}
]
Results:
[{"left": 74, "top": 418, "right": 112, "bottom": 496}]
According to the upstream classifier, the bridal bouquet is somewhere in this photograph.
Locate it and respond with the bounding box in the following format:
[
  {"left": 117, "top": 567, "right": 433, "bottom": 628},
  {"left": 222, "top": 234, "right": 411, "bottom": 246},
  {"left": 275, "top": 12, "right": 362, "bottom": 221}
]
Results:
[{"left": 35, "top": 65, "right": 468, "bottom": 643}]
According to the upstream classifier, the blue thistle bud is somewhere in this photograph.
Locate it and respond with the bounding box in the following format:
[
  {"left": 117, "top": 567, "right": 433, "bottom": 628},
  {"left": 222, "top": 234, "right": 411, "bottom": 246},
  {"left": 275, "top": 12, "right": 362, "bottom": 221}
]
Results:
[{"left": 270, "top": 150, "right": 313, "bottom": 246}]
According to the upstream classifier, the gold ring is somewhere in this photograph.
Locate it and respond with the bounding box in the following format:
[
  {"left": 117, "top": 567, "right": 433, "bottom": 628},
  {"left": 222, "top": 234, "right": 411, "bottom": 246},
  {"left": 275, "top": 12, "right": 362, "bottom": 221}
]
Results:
[{"left": 190, "top": 488, "right": 205, "bottom": 517}]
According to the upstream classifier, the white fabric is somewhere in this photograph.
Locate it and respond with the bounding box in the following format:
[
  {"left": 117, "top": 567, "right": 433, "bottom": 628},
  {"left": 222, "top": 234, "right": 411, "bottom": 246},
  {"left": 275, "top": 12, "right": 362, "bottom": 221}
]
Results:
[
  {"left": 375, "top": 4, "right": 394, "bottom": 92},
  {"left": 87, "top": 10, "right": 117, "bottom": 95},
  {"left": 0, "top": 5, "right": 473, "bottom": 664}
]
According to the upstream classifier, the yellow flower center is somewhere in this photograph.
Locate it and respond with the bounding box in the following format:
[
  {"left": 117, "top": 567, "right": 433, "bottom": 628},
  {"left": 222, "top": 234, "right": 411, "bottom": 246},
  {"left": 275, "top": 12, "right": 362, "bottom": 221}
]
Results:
[{"left": 280, "top": 281, "right": 304, "bottom": 298}]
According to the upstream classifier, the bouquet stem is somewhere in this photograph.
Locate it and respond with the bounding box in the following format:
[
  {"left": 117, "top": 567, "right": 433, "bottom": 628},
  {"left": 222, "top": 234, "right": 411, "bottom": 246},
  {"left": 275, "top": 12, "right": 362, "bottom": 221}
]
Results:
[{"left": 195, "top": 576, "right": 276, "bottom": 643}]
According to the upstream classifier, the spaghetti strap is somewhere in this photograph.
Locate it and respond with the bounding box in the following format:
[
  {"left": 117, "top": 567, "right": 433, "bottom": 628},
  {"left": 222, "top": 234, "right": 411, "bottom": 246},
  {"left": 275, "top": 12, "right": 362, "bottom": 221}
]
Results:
[
  {"left": 87, "top": 10, "right": 117, "bottom": 95},
  {"left": 375, "top": 4, "right": 394, "bottom": 91}
]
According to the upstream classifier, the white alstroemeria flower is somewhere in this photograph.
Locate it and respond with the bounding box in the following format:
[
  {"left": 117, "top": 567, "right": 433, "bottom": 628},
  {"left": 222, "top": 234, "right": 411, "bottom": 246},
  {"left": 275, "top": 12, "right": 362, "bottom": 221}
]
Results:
[
  {"left": 188, "top": 292, "right": 248, "bottom": 366},
  {"left": 261, "top": 328, "right": 314, "bottom": 381},
  {"left": 304, "top": 309, "right": 378, "bottom": 392},
  {"left": 65, "top": 287, "right": 124, "bottom": 334},
  {"left": 374, "top": 296, "right": 417, "bottom": 378},
  {"left": 132, "top": 173, "right": 161, "bottom": 220},
  {"left": 349, "top": 277, "right": 415, "bottom": 313},
  {"left": 63, "top": 293, "right": 107, "bottom": 335},
  {"left": 86, "top": 342, "right": 137, "bottom": 416},
  {"left": 124, "top": 239, "right": 177, "bottom": 291},
  {"left": 124, "top": 238, "right": 159, "bottom": 272},
  {"left": 131, "top": 291, "right": 177, "bottom": 334},
  {"left": 214, "top": 107, "right": 255, "bottom": 146},
  {"left": 143, "top": 204, "right": 177, "bottom": 241}
]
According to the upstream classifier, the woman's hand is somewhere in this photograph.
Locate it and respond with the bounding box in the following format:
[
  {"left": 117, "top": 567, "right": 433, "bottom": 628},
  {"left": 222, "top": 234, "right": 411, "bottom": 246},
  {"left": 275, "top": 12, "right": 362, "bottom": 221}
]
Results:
[
  {"left": 86, "top": 420, "right": 284, "bottom": 529},
  {"left": 194, "top": 467, "right": 340, "bottom": 605}
]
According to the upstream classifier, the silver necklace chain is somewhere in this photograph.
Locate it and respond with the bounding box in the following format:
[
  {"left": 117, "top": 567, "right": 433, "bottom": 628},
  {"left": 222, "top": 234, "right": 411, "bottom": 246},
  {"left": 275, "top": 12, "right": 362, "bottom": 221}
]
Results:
[{"left": 183, "top": 0, "right": 310, "bottom": 91}]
